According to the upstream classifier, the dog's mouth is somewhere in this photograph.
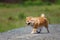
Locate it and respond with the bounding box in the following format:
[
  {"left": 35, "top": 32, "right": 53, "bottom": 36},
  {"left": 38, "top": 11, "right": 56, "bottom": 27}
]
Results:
[
  {"left": 28, "top": 23, "right": 31, "bottom": 25},
  {"left": 26, "top": 22, "right": 31, "bottom": 25},
  {"left": 26, "top": 21, "right": 34, "bottom": 26}
]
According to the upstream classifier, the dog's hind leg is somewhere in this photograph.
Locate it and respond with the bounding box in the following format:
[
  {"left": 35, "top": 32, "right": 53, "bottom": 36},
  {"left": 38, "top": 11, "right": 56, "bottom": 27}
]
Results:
[{"left": 45, "top": 25, "right": 50, "bottom": 33}]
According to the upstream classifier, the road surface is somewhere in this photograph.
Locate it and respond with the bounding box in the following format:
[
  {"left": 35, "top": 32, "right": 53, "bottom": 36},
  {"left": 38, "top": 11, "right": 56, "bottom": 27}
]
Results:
[{"left": 0, "top": 24, "right": 60, "bottom": 40}]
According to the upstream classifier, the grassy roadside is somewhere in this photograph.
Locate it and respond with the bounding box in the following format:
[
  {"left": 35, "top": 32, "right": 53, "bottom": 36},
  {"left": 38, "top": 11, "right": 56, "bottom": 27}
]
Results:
[{"left": 0, "top": 5, "right": 60, "bottom": 32}]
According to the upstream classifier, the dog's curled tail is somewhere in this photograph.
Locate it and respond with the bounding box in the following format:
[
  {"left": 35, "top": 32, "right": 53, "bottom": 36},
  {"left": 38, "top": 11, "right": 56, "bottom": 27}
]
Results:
[{"left": 41, "top": 13, "right": 45, "bottom": 17}]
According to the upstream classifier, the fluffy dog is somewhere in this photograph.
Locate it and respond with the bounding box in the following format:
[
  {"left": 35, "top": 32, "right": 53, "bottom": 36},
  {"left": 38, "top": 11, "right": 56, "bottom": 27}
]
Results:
[{"left": 26, "top": 14, "right": 49, "bottom": 34}]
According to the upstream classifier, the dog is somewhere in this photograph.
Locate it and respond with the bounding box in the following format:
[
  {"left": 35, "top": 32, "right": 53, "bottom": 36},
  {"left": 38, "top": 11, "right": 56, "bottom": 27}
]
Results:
[{"left": 26, "top": 14, "right": 49, "bottom": 34}]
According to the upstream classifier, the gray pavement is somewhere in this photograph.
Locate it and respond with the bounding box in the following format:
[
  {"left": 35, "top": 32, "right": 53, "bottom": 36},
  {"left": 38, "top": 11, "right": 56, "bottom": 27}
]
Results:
[{"left": 0, "top": 24, "right": 60, "bottom": 40}]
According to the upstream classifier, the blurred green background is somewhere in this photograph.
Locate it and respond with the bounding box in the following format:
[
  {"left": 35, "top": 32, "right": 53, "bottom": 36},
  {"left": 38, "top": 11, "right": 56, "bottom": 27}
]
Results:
[{"left": 0, "top": 0, "right": 60, "bottom": 32}]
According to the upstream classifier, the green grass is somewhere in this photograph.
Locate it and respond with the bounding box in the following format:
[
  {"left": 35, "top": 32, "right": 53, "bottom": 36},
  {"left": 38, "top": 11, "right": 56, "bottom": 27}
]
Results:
[{"left": 0, "top": 5, "right": 60, "bottom": 32}]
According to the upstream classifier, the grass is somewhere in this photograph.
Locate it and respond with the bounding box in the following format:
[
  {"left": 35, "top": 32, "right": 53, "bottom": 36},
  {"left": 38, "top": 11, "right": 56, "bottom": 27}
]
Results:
[{"left": 0, "top": 4, "right": 60, "bottom": 32}]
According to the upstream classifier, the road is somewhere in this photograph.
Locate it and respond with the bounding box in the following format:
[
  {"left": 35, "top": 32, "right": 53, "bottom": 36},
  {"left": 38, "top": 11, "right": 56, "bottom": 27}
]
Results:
[{"left": 0, "top": 24, "right": 60, "bottom": 40}]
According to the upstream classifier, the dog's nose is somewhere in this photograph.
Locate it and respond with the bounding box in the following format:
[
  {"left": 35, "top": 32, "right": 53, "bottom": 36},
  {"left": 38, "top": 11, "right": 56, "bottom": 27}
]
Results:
[{"left": 28, "top": 23, "right": 30, "bottom": 25}]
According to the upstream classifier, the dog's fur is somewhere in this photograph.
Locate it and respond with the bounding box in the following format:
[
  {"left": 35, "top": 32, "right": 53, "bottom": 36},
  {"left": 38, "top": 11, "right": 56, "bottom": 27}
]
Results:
[{"left": 26, "top": 14, "right": 49, "bottom": 34}]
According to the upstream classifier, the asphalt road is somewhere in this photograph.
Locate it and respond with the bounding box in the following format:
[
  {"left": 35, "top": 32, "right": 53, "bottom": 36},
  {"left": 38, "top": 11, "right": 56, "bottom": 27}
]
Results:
[{"left": 0, "top": 24, "right": 60, "bottom": 40}]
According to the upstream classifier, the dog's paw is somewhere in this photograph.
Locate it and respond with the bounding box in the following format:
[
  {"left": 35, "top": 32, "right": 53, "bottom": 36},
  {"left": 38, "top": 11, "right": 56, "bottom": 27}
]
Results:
[
  {"left": 36, "top": 31, "right": 40, "bottom": 33},
  {"left": 31, "top": 31, "right": 34, "bottom": 34},
  {"left": 31, "top": 31, "right": 37, "bottom": 34}
]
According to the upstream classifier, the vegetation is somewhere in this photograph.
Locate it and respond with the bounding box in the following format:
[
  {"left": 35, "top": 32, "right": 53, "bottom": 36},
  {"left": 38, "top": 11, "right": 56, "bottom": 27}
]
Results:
[
  {"left": 0, "top": 0, "right": 60, "bottom": 32},
  {"left": 0, "top": 5, "right": 60, "bottom": 32}
]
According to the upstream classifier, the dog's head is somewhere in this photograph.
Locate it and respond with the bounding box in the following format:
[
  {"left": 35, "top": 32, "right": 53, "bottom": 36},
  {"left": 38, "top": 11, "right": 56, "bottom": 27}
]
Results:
[{"left": 26, "top": 17, "right": 35, "bottom": 26}]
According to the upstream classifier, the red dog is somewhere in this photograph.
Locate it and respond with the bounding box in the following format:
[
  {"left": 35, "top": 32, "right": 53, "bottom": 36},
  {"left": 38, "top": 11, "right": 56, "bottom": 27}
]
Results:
[{"left": 26, "top": 14, "right": 49, "bottom": 34}]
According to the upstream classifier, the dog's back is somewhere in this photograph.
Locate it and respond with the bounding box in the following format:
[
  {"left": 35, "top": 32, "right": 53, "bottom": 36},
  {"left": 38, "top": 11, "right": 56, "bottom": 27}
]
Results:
[{"left": 38, "top": 14, "right": 48, "bottom": 26}]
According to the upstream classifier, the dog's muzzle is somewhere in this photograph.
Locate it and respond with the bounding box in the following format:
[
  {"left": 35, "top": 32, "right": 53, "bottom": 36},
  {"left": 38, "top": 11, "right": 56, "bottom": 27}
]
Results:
[
  {"left": 26, "top": 22, "right": 34, "bottom": 26},
  {"left": 26, "top": 22, "right": 31, "bottom": 25},
  {"left": 26, "top": 20, "right": 35, "bottom": 26},
  {"left": 27, "top": 23, "right": 31, "bottom": 25}
]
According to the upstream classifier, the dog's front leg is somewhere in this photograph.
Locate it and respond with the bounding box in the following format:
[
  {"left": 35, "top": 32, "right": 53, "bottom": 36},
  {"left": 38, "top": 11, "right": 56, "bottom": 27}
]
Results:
[
  {"left": 36, "top": 27, "right": 42, "bottom": 33},
  {"left": 31, "top": 28, "right": 37, "bottom": 34}
]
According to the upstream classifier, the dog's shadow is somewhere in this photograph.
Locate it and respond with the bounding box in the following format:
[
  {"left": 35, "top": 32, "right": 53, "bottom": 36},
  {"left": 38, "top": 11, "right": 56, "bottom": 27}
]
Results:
[{"left": 36, "top": 32, "right": 49, "bottom": 34}]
